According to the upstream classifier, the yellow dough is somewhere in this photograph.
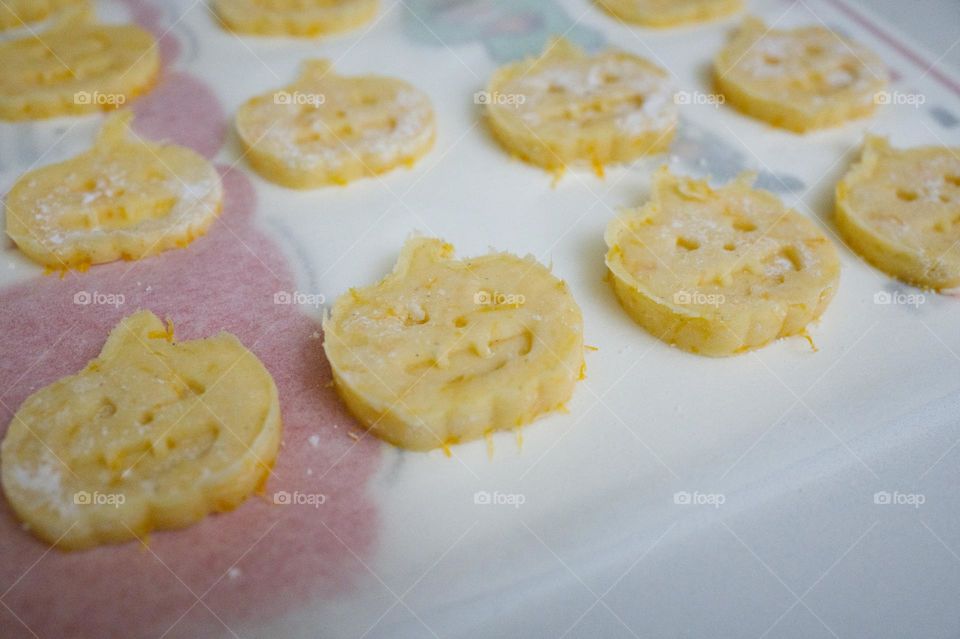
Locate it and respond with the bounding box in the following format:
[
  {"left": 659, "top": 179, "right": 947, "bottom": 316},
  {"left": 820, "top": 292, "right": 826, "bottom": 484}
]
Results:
[
  {"left": 0, "top": 0, "right": 90, "bottom": 31},
  {"left": 484, "top": 38, "right": 676, "bottom": 174},
  {"left": 596, "top": 0, "right": 743, "bottom": 28},
  {"left": 235, "top": 59, "right": 436, "bottom": 188},
  {"left": 6, "top": 112, "right": 223, "bottom": 269},
  {"left": 714, "top": 17, "right": 888, "bottom": 132},
  {"left": 1, "top": 311, "right": 282, "bottom": 550},
  {"left": 323, "top": 237, "right": 584, "bottom": 451},
  {"left": 213, "top": 0, "right": 378, "bottom": 37},
  {"left": 836, "top": 137, "right": 960, "bottom": 289},
  {"left": 605, "top": 167, "right": 840, "bottom": 356},
  {"left": 0, "top": 12, "right": 158, "bottom": 120}
]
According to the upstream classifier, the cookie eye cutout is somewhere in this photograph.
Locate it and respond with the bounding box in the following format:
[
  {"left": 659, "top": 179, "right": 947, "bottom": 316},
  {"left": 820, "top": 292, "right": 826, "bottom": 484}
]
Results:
[
  {"left": 836, "top": 136, "right": 960, "bottom": 289},
  {"left": 595, "top": 0, "right": 743, "bottom": 28},
  {"left": 0, "top": 11, "right": 158, "bottom": 120},
  {"left": 5, "top": 112, "right": 223, "bottom": 270},
  {"left": 0, "top": 0, "right": 90, "bottom": 32},
  {"left": 213, "top": 0, "right": 378, "bottom": 37},
  {"left": 483, "top": 38, "right": 677, "bottom": 176},
  {"left": 713, "top": 16, "right": 888, "bottom": 132},
  {"left": 605, "top": 167, "right": 840, "bottom": 356},
  {"left": 235, "top": 59, "right": 436, "bottom": 188},
  {"left": 323, "top": 237, "right": 585, "bottom": 452},
  {"left": 0, "top": 311, "right": 282, "bottom": 550}
]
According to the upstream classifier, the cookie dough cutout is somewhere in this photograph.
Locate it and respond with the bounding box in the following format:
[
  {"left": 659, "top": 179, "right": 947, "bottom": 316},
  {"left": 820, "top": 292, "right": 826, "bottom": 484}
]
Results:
[
  {"left": 605, "top": 167, "right": 840, "bottom": 356},
  {"left": 596, "top": 0, "right": 743, "bottom": 28},
  {"left": 484, "top": 38, "right": 677, "bottom": 175},
  {"left": 5, "top": 112, "right": 223, "bottom": 270},
  {"left": 213, "top": 0, "right": 378, "bottom": 37},
  {"left": 0, "top": 0, "right": 90, "bottom": 32},
  {"left": 0, "top": 12, "right": 158, "bottom": 120},
  {"left": 235, "top": 59, "right": 436, "bottom": 188},
  {"left": 1, "top": 311, "right": 282, "bottom": 550},
  {"left": 323, "top": 237, "right": 584, "bottom": 452},
  {"left": 836, "top": 137, "right": 960, "bottom": 289},
  {"left": 713, "top": 17, "right": 888, "bottom": 132}
]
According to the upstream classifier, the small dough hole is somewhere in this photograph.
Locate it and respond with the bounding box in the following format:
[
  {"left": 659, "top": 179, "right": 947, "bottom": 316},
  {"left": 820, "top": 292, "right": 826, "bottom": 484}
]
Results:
[
  {"left": 97, "top": 398, "right": 117, "bottom": 419},
  {"left": 779, "top": 246, "right": 803, "bottom": 271}
]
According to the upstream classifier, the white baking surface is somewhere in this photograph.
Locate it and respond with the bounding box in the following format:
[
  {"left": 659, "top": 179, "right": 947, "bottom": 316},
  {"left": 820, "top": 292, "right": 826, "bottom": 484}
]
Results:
[{"left": 2, "top": 0, "right": 960, "bottom": 638}]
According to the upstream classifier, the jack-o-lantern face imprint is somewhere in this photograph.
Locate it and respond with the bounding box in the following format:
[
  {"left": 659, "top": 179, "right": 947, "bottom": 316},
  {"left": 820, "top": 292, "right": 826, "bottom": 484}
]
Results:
[
  {"left": 0, "top": 13, "right": 159, "bottom": 120},
  {"left": 1, "top": 310, "right": 283, "bottom": 551}
]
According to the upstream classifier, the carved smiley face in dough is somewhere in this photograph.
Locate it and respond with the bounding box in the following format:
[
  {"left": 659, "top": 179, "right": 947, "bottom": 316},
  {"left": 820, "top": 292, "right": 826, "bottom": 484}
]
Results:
[
  {"left": 836, "top": 136, "right": 960, "bottom": 289},
  {"left": 323, "top": 237, "right": 585, "bottom": 451},
  {"left": 714, "top": 17, "right": 888, "bottom": 132},
  {"left": 0, "top": 13, "right": 158, "bottom": 120},
  {"left": 0, "top": 311, "right": 282, "bottom": 550},
  {"left": 485, "top": 38, "right": 677, "bottom": 175},
  {"left": 235, "top": 59, "right": 436, "bottom": 188},
  {"left": 606, "top": 167, "right": 840, "bottom": 356},
  {"left": 6, "top": 112, "right": 223, "bottom": 270}
]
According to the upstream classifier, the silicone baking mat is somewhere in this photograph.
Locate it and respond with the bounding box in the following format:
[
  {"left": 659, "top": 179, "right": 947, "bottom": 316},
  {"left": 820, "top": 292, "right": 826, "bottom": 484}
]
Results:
[{"left": 1, "top": 0, "right": 959, "bottom": 637}]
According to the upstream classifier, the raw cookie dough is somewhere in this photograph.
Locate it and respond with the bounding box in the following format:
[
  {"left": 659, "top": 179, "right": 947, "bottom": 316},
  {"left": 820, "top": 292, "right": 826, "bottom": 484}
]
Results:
[
  {"left": 1, "top": 311, "right": 282, "bottom": 550},
  {"left": 484, "top": 38, "right": 676, "bottom": 175},
  {"left": 596, "top": 0, "right": 743, "bottom": 28},
  {"left": 714, "top": 17, "right": 888, "bottom": 132},
  {"left": 0, "top": 12, "right": 158, "bottom": 120},
  {"left": 605, "top": 167, "right": 840, "bottom": 356},
  {"left": 213, "top": 0, "right": 378, "bottom": 37},
  {"left": 6, "top": 112, "right": 223, "bottom": 269},
  {"left": 235, "top": 59, "right": 435, "bottom": 188},
  {"left": 0, "top": 0, "right": 90, "bottom": 32},
  {"left": 836, "top": 136, "right": 960, "bottom": 289},
  {"left": 323, "top": 237, "right": 585, "bottom": 451}
]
